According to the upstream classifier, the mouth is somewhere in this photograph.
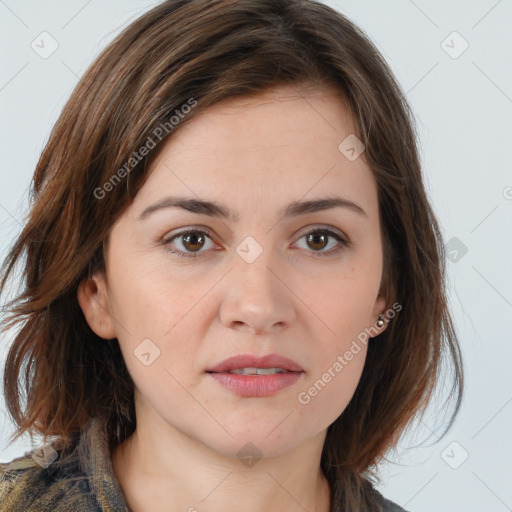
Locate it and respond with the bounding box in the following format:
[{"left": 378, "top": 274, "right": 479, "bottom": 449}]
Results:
[
  {"left": 206, "top": 353, "right": 304, "bottom": 397},
  {"left": 221, "top": 367, "right": 291, "bottom": 375},
  {"left": 206, "top": 353, "right": 304, "bottom": 373}
]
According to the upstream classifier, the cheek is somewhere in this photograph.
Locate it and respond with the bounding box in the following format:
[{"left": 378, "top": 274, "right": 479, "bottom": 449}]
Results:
[
  {"left": 107, "top": 252, "right": 203, "bottom": 341},
  {"left": 116, "top": 331, "right": 201, "bottom": 422},
  {"left": 294, "top": 267, "right": 375, "bottom": 415},
  {"left": 106, "top": 269, "right": 206, "bottom": 398},
  {"left": 296, "top": 342, "right": 368, "bottom": 429},
  {"left": 302, "top": 269, "right": 379, "bottom": 344}
]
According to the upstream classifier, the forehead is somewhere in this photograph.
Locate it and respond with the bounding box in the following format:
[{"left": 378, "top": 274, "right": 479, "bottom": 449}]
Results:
[
  {"left": 128, "top": 83, "right": 377, "bottom": 220},
  {"left": 171, "top": 83, "right": 358, "bottom": 151}
]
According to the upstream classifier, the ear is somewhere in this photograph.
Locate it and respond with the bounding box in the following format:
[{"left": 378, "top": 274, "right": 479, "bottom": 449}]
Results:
[
  {"left": 77, "top": 269, "right": 117, "bottom": 340},
  {"left": 369, "top": 293, "right": 389, "bottom": 338}
]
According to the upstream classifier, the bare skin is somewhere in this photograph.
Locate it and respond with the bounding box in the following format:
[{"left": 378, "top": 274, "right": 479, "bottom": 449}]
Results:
[{"left": 78, "top": 82, "right": 388, "bottom": 512}]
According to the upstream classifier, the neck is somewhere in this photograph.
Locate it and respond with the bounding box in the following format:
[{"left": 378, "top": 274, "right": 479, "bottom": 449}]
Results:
[{"left": 111, "top": 417, "right": 331, "bottom": 512}]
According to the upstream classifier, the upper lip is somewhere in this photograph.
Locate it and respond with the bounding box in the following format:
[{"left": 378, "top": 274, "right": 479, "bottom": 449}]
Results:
[{"left": 206, "top": 353, "right": 304, "bottom": 373}]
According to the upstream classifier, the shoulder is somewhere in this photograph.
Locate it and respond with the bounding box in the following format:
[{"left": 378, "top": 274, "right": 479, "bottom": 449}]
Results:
[
  {"left": 381, "top": 497, "right": 409, "bottom": 511},
  {"left": 373, "top": 487, "right": 410, "bottom": 512},
  {"left": 0, "top": 446, "right": 100, "bottom": 511}
]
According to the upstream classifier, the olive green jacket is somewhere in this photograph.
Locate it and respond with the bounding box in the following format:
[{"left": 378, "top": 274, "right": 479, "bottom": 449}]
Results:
[
  {"left": 1, "top": 417, "right": 408, "bottom": 511},
  {"left": 1, "top": 418, "right": 127, "bottom": 511}
]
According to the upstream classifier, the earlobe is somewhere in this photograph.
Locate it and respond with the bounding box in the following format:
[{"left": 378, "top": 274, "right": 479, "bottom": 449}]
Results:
[
  {"left": 370, "top": 294, "right": 389, "bottom": 337},
  {"left": 77, "top": 270, "right": 117, "bottom": 340}
]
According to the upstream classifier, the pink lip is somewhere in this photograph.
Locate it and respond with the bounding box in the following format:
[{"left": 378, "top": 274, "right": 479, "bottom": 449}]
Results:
[
  {"left": 206, "top": 353, "right": 304, "bottom": 398},
  {"left": 206, "top": 353, "right": 304, "bottom": 373}
]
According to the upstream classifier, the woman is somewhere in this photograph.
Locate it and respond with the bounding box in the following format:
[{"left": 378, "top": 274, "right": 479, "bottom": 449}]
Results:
[{"left": 0, "top": 0, "right": 463, "bottom": 510}]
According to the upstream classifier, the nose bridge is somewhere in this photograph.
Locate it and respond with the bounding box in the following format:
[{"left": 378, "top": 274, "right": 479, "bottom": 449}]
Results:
[
  {"left": 219, "top": 233, "right": 295, "bottom": 334},
  {"left": 234, "top": 233, "right": 281, "bottom": 302}
]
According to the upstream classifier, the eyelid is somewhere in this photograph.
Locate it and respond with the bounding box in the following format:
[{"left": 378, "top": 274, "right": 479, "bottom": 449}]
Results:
[
  {"left": 161, "top": 225, "right": 221, "bottom": 251},
  {"left": 291, "top": 226, "right": 351, "bottom": 255},
  {"left": 161, "top": 224, "right": 350, "bottom": 258},
  {"left": 295, "top": 224, "right": 348, "bottom": 242}
]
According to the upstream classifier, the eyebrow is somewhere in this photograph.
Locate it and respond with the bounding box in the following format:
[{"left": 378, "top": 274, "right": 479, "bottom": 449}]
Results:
[{"left": 137, "top": 195, "right": 367, "bottom": 222}]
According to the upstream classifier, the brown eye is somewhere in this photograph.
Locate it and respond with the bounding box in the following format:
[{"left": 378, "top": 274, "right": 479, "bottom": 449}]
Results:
[
  {"left": 181, "top": 231, "right": 206, "bottom": 252},
  {"left": 163, "top": 226, "right": 349, "bottom": 259},
  {"left": 163, "top": 229, "right": 217, "bottom": 258},
  {"left": 306, "top": 232, "right": 329, "bottom": 251},
  {"left": 295, "top": 228, "right": 349, "bottom": 256}
]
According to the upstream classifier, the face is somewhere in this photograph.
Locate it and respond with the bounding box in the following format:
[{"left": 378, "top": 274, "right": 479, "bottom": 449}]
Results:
[{"left": 78, "top": 83, "right": 388, "bottom": 459}]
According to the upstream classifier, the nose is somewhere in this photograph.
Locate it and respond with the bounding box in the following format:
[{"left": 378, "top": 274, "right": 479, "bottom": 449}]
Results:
[{"left": 218, "top": 245, "right": 296, "bottom": 336}]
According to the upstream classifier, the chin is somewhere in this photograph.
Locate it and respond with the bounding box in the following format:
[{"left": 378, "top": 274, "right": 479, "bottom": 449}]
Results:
[
  {"left": 193, "top": 415, "right": 322, "bottom": 462},
  {"left": 205, "top": 434, "right": 301, "bottom": 462}
]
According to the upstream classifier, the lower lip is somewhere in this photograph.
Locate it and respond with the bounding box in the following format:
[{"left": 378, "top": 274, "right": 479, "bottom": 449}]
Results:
[{"left": 207, "top": 371, "right": 303, "bottom": 397}]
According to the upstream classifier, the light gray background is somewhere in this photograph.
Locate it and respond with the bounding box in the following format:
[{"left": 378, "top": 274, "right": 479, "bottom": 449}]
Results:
[{"left": 1, "top": 1, "right": 511, "bottom": 511}]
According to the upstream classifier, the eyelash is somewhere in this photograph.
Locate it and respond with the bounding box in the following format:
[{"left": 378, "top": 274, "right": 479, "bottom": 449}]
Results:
[{"left": 162, "top": 226, "right": 350, "bottom": 259}]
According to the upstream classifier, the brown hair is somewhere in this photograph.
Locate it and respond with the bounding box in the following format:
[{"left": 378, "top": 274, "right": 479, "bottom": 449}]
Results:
[{"left": 0, "top": 0, "right": 463, "bottom": 508}]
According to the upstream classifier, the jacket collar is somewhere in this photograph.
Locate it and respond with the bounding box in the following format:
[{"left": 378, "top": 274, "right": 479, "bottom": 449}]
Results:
[{"left": 78, "top": 416, "right": 130, "bottom": 511}]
